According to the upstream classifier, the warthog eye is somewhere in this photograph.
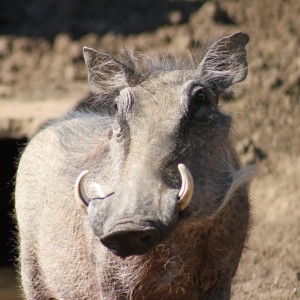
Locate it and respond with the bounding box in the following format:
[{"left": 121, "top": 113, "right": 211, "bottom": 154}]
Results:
[
  {"left": 188, "top": 87, "right": 217, "bottom": 126},
  {"left": 193, "top": 88, "right": 206, "bottom": 102},
  {"left": 189, "top": 87, "right": 209, "bottom": 111},
  {"left": 191, "top": 87, "right": 210, "bottom": 107}
]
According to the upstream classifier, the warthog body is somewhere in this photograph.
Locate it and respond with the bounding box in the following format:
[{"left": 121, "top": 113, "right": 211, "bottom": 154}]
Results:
[{"left": 16, "top": 32, "right": 252, "bottom": 299}]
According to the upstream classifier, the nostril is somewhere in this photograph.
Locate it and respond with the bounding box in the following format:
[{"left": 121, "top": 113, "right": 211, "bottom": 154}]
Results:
[
  {"left": 100, "top": 228, "right": 160, "bottom": 257},
  {"left": 139, "top": 234, "right": 152, "bottom": 244},
  {"left": 138, "top": 230, "right": 160, "bottom": 247}
]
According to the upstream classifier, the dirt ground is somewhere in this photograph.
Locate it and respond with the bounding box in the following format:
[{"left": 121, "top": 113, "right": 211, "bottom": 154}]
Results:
[{"left": 0, "top": 0, "right": 299, "bottom": 299}]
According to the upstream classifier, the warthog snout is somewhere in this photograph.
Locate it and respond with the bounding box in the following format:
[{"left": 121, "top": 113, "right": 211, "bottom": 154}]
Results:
[
  {"left": 86, "top": 188, "right": 181, "bottom": 257},
  {"left": 74, "top": 165, "right": 194, "bottom": 257},
  {"left": 100, "top": 225, "right": 160, "bottom": 257}
]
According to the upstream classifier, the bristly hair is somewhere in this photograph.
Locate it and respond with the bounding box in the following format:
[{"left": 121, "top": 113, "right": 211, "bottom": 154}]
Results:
[
  {"left": 82, "top": 32, "right": 248, "bottom": 112},
  {"left": 120, "top": 48, "right": 198, "bottom": 86},
  {"left": 83, "top": 49, "right": 199, "bottom": 112}
]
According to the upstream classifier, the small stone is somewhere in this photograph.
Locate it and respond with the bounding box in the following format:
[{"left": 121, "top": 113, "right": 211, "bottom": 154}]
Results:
[
  {"left": 0, "top": 37, "right": 11, "bottom": 57},
  {"left": 0, "top": 85, "right": 13, "bottom": 98},
  {"left": 53, "top": 33, "right": 72, "bottom": 53},
  {"left": 292, "top": 287, "right": 297, "bottom": 295},
  {"left": 270, "top": 77, "right": 283, "bottom": 89},
  {"left": 169, "top": 11, "right": 183, "bottom": 25},
  {"left": 213, "top": 2, "right": 235, "bottom": 25}
]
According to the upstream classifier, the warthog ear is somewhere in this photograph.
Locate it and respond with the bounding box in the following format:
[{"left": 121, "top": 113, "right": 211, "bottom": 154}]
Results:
[
  {"left": 198, "top": 32, "right": 249, "bottom": 90},
  {"left": 83, "top": 47, "right": 130, "bottom": 95}
]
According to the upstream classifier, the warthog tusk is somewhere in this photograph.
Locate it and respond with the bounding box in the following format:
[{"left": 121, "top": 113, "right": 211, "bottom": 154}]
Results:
[
  {"left": 74, "top": 171, "right": 110, "bottom": 213},
  {"left": 178, "top": 164, "right": 194, "bottom": 212},
  {"left": 74, "top": 170, "right": 90, "bottom": 214}
]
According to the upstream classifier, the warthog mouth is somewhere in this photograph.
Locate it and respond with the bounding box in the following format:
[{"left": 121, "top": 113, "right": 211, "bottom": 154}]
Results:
[{"left": 73, "top": 164, "right": 194, "bottom": 256}]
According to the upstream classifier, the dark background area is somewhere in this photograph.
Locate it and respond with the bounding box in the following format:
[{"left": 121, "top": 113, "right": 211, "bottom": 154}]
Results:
[
  {"left": 0, "top": 139, "right": 27, "bottom": 267},
  {"left": 0, "top": 0, "right": 203, "bottom": 40}
]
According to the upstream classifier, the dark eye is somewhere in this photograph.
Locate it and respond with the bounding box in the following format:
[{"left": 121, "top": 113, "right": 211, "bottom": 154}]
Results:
[
  {"left": 189, "top": 87, "right": 210, "bottom": 115},
  {"left": 193, "top": 88, "right": 206, "bottom": 102}
]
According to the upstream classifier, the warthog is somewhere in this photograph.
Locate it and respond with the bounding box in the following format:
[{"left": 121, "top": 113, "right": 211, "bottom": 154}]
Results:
[{"left": 15, "top": 32, "right": 252, "bottom": 299}]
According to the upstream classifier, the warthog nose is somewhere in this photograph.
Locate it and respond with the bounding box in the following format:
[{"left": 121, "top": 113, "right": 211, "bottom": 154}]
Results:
[{"left": 100, "top": 228, "right": 160, "bottom": 257}]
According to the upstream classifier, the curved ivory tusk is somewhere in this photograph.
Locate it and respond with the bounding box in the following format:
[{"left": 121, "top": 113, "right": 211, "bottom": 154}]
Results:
[
  {"left": 74, "top": 170, "right": 91, "bottom": 214},
  {"left": 178, "top": 164, "right": 194, "bottom": 212}
]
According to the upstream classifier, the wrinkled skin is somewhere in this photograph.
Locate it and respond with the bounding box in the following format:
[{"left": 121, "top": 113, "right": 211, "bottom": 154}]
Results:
[{"left": 15, "top": 32, "right": 251, "bottom": 299}]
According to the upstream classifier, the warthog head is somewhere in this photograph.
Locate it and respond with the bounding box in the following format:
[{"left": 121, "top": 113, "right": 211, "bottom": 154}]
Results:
[{"left": 75, "top": 32, "right": 251, "bottom": 257}]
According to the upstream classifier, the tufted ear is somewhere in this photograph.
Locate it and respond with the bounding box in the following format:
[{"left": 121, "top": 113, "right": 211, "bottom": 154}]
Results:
[
  {"left": 198, "top": 32, "right": 249, "bottom": 90},
  {"left": 83, "top": 47, "right": 129, "bottom": 95}
]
